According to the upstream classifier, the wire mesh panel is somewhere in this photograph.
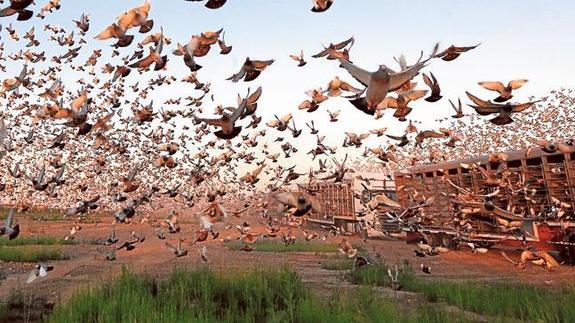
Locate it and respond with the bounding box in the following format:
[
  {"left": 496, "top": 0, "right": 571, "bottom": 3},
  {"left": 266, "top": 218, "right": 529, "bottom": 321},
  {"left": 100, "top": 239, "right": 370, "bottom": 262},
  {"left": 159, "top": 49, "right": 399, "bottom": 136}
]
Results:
[
  {"left": 434, "top": 172, "right": 452, "bottom": 219},
  {"left": 525, "top": 158, "right": 548, "bottom": 215},
  {"left": 395, "top": 149, "right": 575, "bottom": 251},
  {"left": 395, "top": 175, "right": 411, "bottom": 208},
  {"left": 460, "top": 170, "right": 474, "bottom": 192},
  {"left": 395, "top": 150, "right": 573, "bottom": 219},
  {"left": 301, "top": 181, "right": 356, "bottom": 221},
  {"left": 566, "top": 153, "right": 575, "bottom": 206}
]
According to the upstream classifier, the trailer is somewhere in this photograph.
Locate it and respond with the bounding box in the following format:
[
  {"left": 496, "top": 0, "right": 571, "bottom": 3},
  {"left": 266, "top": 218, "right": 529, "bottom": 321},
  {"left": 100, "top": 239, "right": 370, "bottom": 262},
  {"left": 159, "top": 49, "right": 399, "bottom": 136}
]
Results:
[{"left": 394, "top": 147, "right": 575, "bottom": 260}]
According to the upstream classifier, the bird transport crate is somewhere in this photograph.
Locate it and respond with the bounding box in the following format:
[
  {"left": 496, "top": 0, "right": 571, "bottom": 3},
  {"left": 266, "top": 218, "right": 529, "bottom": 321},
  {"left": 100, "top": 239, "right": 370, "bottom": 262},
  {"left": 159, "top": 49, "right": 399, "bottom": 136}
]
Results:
[
  {"left": 301, "top": 173, "right": 397, "bottom": 234},
  {"left": 301, "top": 180, "right": 356, "bottom": 224},
  {"left": 395, "top": 147, "right": 575, "bottom": 262}
]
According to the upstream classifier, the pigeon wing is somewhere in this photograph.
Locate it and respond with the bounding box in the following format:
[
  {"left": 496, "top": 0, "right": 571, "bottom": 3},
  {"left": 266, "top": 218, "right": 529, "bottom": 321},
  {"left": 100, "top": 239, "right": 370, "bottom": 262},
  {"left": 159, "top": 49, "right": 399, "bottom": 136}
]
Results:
[{"left": 338, "top": 59, "right": 370, "bottom": 87}]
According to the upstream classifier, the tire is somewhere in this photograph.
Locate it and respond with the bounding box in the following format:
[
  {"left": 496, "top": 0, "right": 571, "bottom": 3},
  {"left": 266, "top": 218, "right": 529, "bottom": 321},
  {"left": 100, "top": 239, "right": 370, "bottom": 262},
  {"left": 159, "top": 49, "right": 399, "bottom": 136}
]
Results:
[
  {"left": 429, "top": 233, "right": 442, "bottom": 248},
  {"left": 441, "top": 234, "right": 457, "bottom": 249},
  {"left": 429, "top": 233, "right": 456, "bottom": 249}
]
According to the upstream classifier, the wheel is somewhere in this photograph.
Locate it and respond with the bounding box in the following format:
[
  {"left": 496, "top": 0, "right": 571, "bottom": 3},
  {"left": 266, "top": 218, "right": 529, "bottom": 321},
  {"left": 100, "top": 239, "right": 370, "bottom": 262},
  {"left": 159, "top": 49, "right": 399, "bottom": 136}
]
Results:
[
  {"left": 477, "top": 241, "right": 494, "bottom": 249},
  {"left": 429, "top": 233, "right": 443, "bottom": 248},
  {"left": 559, "top": 232, "right": 575, "bottom": 265},
  {"left": 441, "top": 234, "right": 457, "bottom": 249}
]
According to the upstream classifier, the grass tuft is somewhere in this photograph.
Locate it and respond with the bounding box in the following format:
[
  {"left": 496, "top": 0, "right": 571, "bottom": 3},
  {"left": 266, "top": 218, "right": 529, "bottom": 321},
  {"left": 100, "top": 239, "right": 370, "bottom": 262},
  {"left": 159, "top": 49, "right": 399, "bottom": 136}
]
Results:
[
  {"left": 227, "top": 240, "right": 338, "bottom": 253},
  {"left": 48, "top": 267, "right": 450, "bottom": 323},
  {"left": 0, "top": 246, "right": 69, "bottom": 262},
  {"left": 0, "top": 304, "right": 7, "bottom": 320},
  {"left": 400, "top": 273, "right": 575, "bottom": 322},
  {"left": 346, "top": 255, "right": 397, "bottom": 286},
  {"left": 347, "top": 259, "right": 575, "bottom": 322},
  {"left": 49, "top": 267, "right": 301, "bottom": 322},
  {"left": 0, "top": 207, "right": 63, "bottom": 221},
  {"left": 0, "top": 207, "right": 109, "bottom": 222},
  {"left": 0, "top": 236, "right": 80, "bottom": 246},
  {"left": 320, "top": 259, "right": 354, "bottom": 270}
]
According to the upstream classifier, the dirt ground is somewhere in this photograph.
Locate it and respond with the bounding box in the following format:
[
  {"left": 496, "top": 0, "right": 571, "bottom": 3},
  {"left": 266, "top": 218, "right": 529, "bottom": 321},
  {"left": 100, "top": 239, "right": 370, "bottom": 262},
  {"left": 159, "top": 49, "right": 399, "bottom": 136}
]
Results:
[{"left": 1, "top": 211, "right": 575, "bottom": 320}]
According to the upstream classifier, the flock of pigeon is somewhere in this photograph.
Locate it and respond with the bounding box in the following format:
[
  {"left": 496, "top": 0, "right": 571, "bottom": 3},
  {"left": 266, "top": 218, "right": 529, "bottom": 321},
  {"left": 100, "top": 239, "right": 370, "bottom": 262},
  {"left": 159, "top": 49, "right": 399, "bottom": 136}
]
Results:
[{"left": 0, "top": 0, "right": 570, "bottom": 280}]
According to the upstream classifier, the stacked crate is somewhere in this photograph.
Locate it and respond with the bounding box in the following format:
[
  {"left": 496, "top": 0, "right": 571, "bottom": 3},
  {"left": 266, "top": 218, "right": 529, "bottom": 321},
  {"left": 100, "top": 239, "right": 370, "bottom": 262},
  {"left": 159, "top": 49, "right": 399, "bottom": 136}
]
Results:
[
  {"left": 566, "top": 153, "right": 575, "bottom": 208},
  {"left": 543, "top": 154, "right": 573, "bottom": 217},
  {"left": 507, "top": 160, "right": 529, "bottom": 215},
  {"left": 301, "top": 181, "right": 355, "bottom": 222},
  {"left": 396, "top": 148, "right": 574, "bottom": 220},
  {"left": 523, "top": 157, "right": 548, "bottom": 215}
]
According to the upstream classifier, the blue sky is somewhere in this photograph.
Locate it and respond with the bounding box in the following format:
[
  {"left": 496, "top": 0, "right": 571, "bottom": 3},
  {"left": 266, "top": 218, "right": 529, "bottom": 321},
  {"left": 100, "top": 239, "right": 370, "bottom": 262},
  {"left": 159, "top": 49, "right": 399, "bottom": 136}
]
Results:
[{"left": 2, "top": 0, "right": 575, "bottom": 176}]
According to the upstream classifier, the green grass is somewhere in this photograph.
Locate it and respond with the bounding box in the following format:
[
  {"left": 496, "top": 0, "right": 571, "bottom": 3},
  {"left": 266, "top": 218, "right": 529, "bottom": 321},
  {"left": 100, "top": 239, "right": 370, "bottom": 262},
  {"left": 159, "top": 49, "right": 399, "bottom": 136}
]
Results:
[
  {"left": 400, "top": 274, "right": 575, "bottom": 322},
  {"left": 320, "top": 259, "right": 354, "bottom": 270},
  {"left": 49, "top": 267, "right": 308, "bottom": 322},
  {"left": 227, "top": 240, "right": 339, "bottom": 253},
  {"left": 0, "top": 236, "right": 100, "bottom": 246},
  {"left": 295, "top": 287, "right": 405, "bottom": 322},
  {"left": 293, "top": 288, "right": 472, "bottom": 322},
  {"left": 348, "top": 262, "right": 392, "bottom": 287},
  {"left": 0, "top": 207, "right": 110, "bottom": 221},
  {"left": 0, "top": 236, "right": 79, "bottom": 246},
  {"left": 346, "top": 260, "right": 575, "bottom": 322},
  {"left": 0, "top": 246, "right": 69, "bottom": 262},
  {"left": 1, "top": 285, "right": 55, "bottom": 322},
  {"left": 47, "top": 267, "right": 471, "bottom": 323},
  {"left": 346, "top": 254, "right": 394, "bottom": 287},
  {"left": 0, "top": 207, "right": 63, "bottom": 221},
  {"left": 0, "top": 304, "right": 7, "bottom": 320}
]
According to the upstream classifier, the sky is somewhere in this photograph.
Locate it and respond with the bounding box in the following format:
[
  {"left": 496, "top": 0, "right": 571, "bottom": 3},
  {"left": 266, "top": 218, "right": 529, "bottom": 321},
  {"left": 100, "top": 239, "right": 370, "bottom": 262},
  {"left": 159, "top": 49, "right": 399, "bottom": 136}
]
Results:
[{"left": 2, "top": 0, "right": 575, "bottom": 181}]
